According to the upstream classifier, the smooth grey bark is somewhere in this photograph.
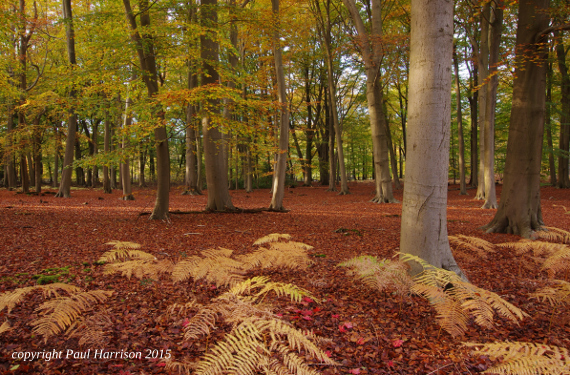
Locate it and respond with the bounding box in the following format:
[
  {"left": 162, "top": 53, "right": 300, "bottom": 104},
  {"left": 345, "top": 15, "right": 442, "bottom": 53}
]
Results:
[
  {"left": 201, "top": 0, "right": 235, "bottom": 211},
  {"left": 482, "top": 0, "right": 550, "bottom": 238},
  {"left": 546, "top": 56, "right": 557, "bottom": 186},
  {"left": 56, "top": 0, "right": 78, "bottom": 198},
  {"left": 475, "top": 3, "right": 490, "bottom": 201},
  {"left": 400, "top": 0, "right": 464, "bottom": 278},
  {"left": 453, "top": 44, "right": 467, "bottom": 195},
  {"left": 121, "top": 96, "right": 134, "bottom": 200},
  {"left": 481, "top": 1, "right": 503, "bottom": 209},
  {"left": 342, "top": 0, "right": 396, "bottom": 203},
  {"left": 269, "top": 0, "right": 290, "bottom": 211}
]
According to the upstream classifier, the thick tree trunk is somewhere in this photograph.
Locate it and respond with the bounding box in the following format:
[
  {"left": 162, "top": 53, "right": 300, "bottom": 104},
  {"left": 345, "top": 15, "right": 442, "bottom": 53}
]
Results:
[
  {"left": 483, "top": 0, "right": 549, "bottom": 238},
  {"left": 400, "top": 0, "right": 464, "bottom": 278},
  {"left": 201, "top": 0, "right": 235, "bottom": 211},
  {"left": 546, "top": 57, "right": 557, "bottom": 185},
  {"left": 269, "top": 0, "right": 290, "bottom": 211},
  {"left": 56, "top": 0, "right": 78, "bottom": 198}
]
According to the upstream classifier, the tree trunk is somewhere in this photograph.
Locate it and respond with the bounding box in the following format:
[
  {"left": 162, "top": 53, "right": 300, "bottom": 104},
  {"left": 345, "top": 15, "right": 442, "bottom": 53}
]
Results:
[
  {"left": 103, "top": 112, "right": 112, "bottom": 194},
  {"left": 92, "top": 121, "right": 99, "bottom": 187},
  {"left": 400, "top": 0, "right": 464, "bottom": 278},
  {"left": 123, "top": 0, "right": 170, "bottom": 220},
  {"left": 269, "top": 0, "right": 290, "bottom": 211},
  {"left": 200, "top": 0, "right": 234, "bottom": 211},
  {"left": 482, "top": 0, "right": 549, "bottom": 238},
  {"left": 5, "top": 104, "right": 17, "bottom": 189},
  {"left": 546, "top": 56, "right": 557, "bottom": 185},
  {"left": 556, "top": 30, "right": 570, "bottom": 188},
  {"left": 121, "top": 96, "right": 134, "bottom": 200},
  {"left": 475, "top": 3, "right": 490, "bottom": 201},
  {"left": 56, "top": 0, "right": 78, "bottom": 198},
  {"left": 33, "top": 116, "right": 42, "bottom": 193},
  {"left": 481, "top": 2, "right": 503, "bottom": 209},
  {"left": 342, "top": 0, "right": 395, "bottom": 203},
  {"left": 453, "top": 45, "right": 467, "bottom": 195}
]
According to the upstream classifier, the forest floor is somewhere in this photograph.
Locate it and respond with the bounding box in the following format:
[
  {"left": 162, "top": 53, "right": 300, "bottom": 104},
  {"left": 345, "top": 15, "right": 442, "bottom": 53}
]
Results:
[{"left": 0, "top": 181, "right": 569, "bottom": 375}]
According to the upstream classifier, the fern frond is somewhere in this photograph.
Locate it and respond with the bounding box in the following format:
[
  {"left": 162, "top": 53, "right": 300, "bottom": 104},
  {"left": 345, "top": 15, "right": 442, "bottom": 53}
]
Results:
[
  {"left": 99, "top": 248, "right": 155, "bottom": 263},
  {"left": 497, "top": 240, "right": 567, "bottom": 258},
  {"left": 183, "top": 307, "right": 219, "bottom": 340},
  {"left": 164, "top": 357, "right": 198, "bottom": 375},
  {"left": 0, "top": 320, "right": 10, "bottom": 335},
  {"left": 253, "top": 234, "right": 292, "bottom": 245},
  {"left": 172, "top": 250, "right": 244, "bottom": 287},
  {"left": 103, "top": 259, "right": 167, "bottom": 280},
  {"left": 167, "top": 300, "right": 201, "bottom": 317},
  {"left": 449, "top": 235, "right": 496, "bottom": 259},
  {"left": 31, "top": 290, "right": 112, "bottom": 342},
  {"left": 536, "top": 226, "right": 570, "bottom": 244},
  {"left": 68, "top": 310, "right": 113, "bottom": 347},
  {"left": 223, "top": 276, "right": 313, "bottom": 304},
  {"left": 465, "top": 341, "right": 570, "bottom": 374},
  {"left": 339, "top": 256, "right": 412, "bottom": 295},
  {"left": 0, "top": 286, "right": 37, "bottom": 313},
  {"left": 105, "top": 240, "right": 142, "bottom": 249},
  {"left": 239, "top": 243, "right": 313, "bottom": 271},
  {"left": 542, "top": 245, "right": 570, "bottom": 277},
  {"left": 531, "top": 280, "right": 570, "bottom": 307},
  {"left": 39, "top": 283, "right": 82, "bottom": 298}
]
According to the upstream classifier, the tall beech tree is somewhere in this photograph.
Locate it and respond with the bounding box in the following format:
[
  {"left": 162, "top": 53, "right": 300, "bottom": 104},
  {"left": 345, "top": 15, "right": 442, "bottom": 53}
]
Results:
[
  {"left": 123, "top": 0, "right": 170, "bottom": 220},
  {"left": 483, "top": 0, "right": 550, "bottom": 237},
  {"left": 400, "top": 0, "right": 463, "bottom": 277},
  {"left": 268, "top": 0, "right": 290, "bottom": 211},
  {"left": 201, "top": 0, "right": 235, "bottom": 211},
  {"left": 342, "top": 0, "right": 396, "bottom": 203},
  {"left": 55, "top": 0, "right": 78, "bottom": 198}
]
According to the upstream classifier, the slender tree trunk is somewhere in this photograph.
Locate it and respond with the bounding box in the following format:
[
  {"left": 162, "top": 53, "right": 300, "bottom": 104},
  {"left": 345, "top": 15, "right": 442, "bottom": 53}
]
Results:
[
  {"left": 475, "top": 3, "right": 490, "bottom": 201},
  {"left": 56, "top": 0, "right": 78, "bottom": 198},
  {"left": 103, "top": 112, "right": 112, "bottom": 194},
  {"left": 342, "top": 0, "right": 395, "bottom": 203},
  {"left": 121, "top": 95, "right": 134, "bottom": 200},
  {"left": 546, "top": 56, "right": 557, "bottom": 185},
  {"left": 123, "top": 0, "right": 170, "bottom": 220},
  {"left": 481, "top": 2, "right": 503, "bottom": 209},
  {"left": 483, "top": 0, "right": 549, "bottom": 238},
  {"left": 400, "top": 0, "right": 463, "bottom": 277},
  {"left": 33, "top": 116, "right": 42, "bottom": 192},
  {"left": 556, "top": 30, "right": 570, "bottom": 188},
  {"left": 453, "top": 45, "right": 467, "bottom": 195},
  {"left": 5, "top": 104, "right": 17, "bottom": 189},
  {"left": 269, "top": 0, "right": 290, "bottom": 211}
]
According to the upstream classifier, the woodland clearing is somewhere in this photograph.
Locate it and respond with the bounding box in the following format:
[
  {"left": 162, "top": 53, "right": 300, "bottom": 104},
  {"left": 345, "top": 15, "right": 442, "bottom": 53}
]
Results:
[{"left": 0, "top": 181, "right": 569, "bottom": 375}]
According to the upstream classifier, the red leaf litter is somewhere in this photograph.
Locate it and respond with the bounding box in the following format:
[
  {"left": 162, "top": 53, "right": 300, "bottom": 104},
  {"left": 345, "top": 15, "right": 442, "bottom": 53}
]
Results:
[{"left": 1, "top": 182, "right": 569, "bottom": 374}]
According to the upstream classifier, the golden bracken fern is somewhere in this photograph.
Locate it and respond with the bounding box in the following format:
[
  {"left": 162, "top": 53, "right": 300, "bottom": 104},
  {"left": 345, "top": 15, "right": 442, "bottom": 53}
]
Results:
[
  {"left": 338, "top": 256, "right": 412, "bottom": 296},
  {"left": 171, "top": 248, "right": 245, "bottom": 287},
  {"left": 253, "top": 233, "right": 292, "bottom": 245},
  {"left": 68, "top": 310, "right": 113, "bottom": 347},
  {"left": 465, "top": 341, "right": 570, "bottom": 374},
  {"left": 541, "top": 245, "right": 570, "bottom": 278},
  {"left": 0, "top": 320, "right": 10, "bottom": 335},
  {"left": 0, "top": 283, "right": 80, "bottom": 313},
  {"left": 536, "top": 226, "right": 570, "bottom": 244},
  {"left": 530, "top": 280, "right": 570, "bottom": 307},
  {"left": 448, "top": 235, "right": 496, "bottom": 260},
  {"left": 31, "top": 290, "right": 112, "bottom": 342}
]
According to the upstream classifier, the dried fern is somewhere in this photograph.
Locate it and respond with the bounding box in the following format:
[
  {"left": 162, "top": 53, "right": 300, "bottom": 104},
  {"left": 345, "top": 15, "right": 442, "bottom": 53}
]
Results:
[
  {"left": 465, "top": 341, "right": 570, "bottom": 374},
  {"left": 449, "top": 235, "right": 496, "bottom": 260},
  {"left": 497, "top": 240, "right": 567, "bottom": 258},
  {"left": 224, "top": 276, "right": 314, "bottom": 304},
  {"left": 99, "top": 241, "right": 155, "bottom": 263},
  {"left": 67, "top": 310, "right": 113, "bottom": 347},
  {"left": 238, "top": 242, "right": 313, "bottom": 271},
  {"left": 104, "top": 258, "right": 173, "bottom": 280},
  {"left": 0, "top": 283, "right": 80, "bottom": 314},
  {"left": 253, "top": 234, "right": 292, "bottom": 246},
  {"left": 536, "top": 226, "right": 570, "bottom": 244},
  {"left": 171, "top": 249, "right": 245, "bottom": 287},
  {"left": 400, "top": 253, "right": 528, "bottom": 337},
  {"left": 531, "top": 280, "right": 570, "bottom": 307},
  {"left": 0, "top": 320, "right": 10, "bottom": 335},
  {"left": 338, "top": 256, "right": 413, "bottom": 296},
  {"left": 31, "top": 290, "right": 112, "bottom": 342},
  {"left": 541, "top": 245, "right": 570, "bottom": 277}
]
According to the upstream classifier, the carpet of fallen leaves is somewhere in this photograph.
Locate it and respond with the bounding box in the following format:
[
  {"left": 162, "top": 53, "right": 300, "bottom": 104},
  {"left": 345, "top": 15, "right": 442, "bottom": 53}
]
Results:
[{"left": 1, "top": 181, "right": 569, "bottom": 375}]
